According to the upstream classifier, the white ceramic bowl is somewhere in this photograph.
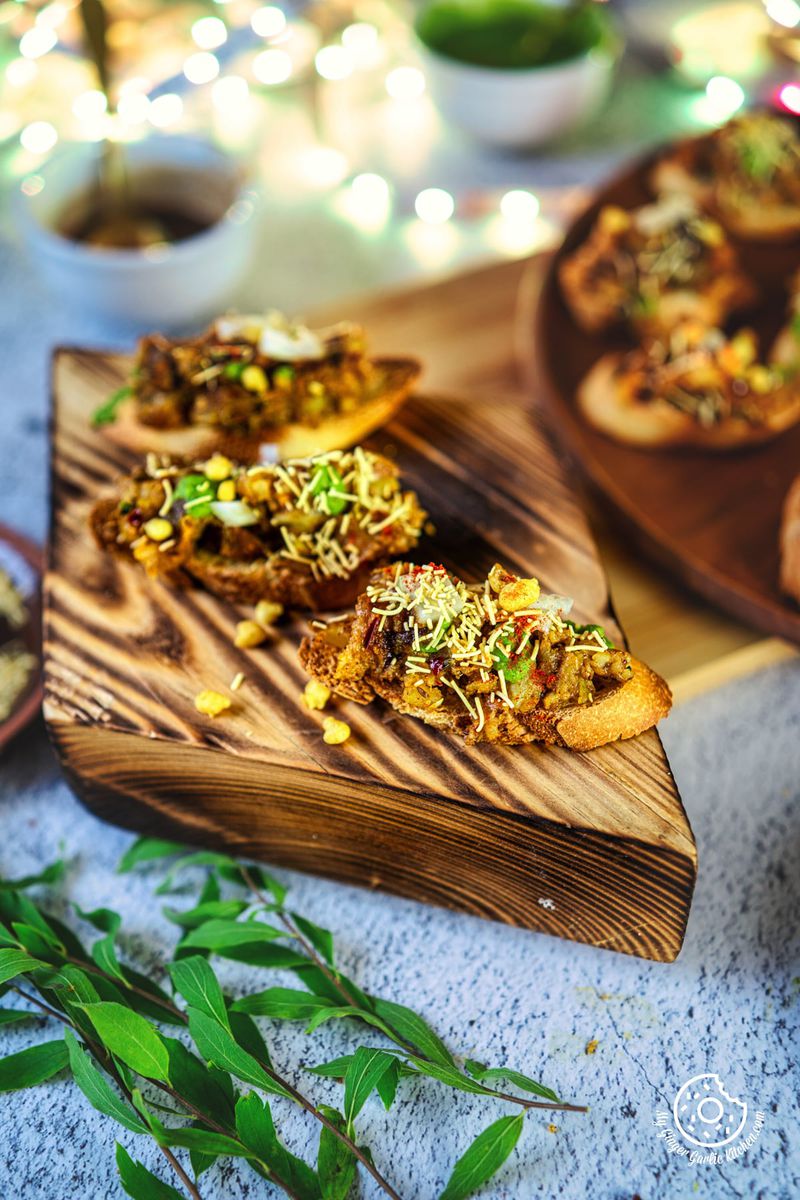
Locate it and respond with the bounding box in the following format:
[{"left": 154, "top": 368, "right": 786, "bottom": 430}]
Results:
[
  {"left": 416, "top": 39, "right": 617, "bottom": 149},
  {"left": 16, "top": 135, "right": 260, "bottom": 328}
]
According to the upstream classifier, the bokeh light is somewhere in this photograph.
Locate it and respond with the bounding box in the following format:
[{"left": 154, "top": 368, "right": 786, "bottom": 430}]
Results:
[
  {"left": 6, "top": 59, "right": 39, "bottom": 88},
  {"left": 415, "top": 187, "right": 455, "bottom": 224},
  {"left": 20, "top": 27, "right": 57, "bottom": 59},
  {"left": 385, "top": 67, "right": 426, "bottom": 101},
  {"left": 315, "top": 45, "right": 354, "bottom": 81},
  {"left": 500, "top": 190, "right": 540, "bottom": 223},
  {"left": 766, "top": 0, "right": 800, "bottom": 27},
  {"left": 148, "top": 93, "right": 183, "bottom": 128},
  {"left": 192, "top": 16, "right": 228, "bottom": 50},
  {"left": 705, "top": 74, "right": 745, "bottom": 115},
  {"left": 20, "top": 121, "right": 58, "bottom": 154},
  {"left": 72, "top": 90, "right": 108, "bottom": 123},
  {"left": 184, "top": 52, "right": 220, "bottom": 85},
  {"left": 779, "top": 82, "right": 800, "bottom": 112},
  {"left": 251, "top": 6, "right": 286, "bottom": 38},
  {"left": 212, "top": 75, "right": 250, "bottom": 112},
  {"left": 253, "top": 48, "right": 292, "bottom": 84}
]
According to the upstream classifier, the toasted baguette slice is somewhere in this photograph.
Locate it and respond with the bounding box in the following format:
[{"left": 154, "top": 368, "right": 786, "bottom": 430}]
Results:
[
  {"left": 650, "top": 114, "right": 800, "bottom": 242},
  {"left": 102, "top": 358, "right": 419, "bottom": 464},
  {"left": 579, "top": 325, "right": 800, "bottom": 451},
  {"left": 299, "top": 562, "right": 672, "bottom": 751},
  {"left": 90, "top": 449, "right": 426, "bottom": 612},
  {"left": 780, "top": 475, "right": 800, "bottom": 605}
]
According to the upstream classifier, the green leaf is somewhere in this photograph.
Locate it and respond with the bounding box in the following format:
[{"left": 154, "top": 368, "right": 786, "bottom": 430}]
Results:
[
  {"left": 291, "top": 913, "right": 335, "bottom": 966},
  {"left": 188, "top": 1006, "right": 288, "bottom": 1097},
  {"left": 168, "top": 955, "right": 230, "bottom": 1030},
  {"left": 189, "top": 1148, "right": 217, "bottom": 1179},
  {"left": 231, "top": 987, "right": 337, "bottom": 1021},
  {"left": 0, "top": 1007, "right": 33, "bottom": 1026},
  {"left": 198, "top": 871, "right": 221, "bottom": 905},
  {"left": 295, "top": 965, "right": 372, "bottom": 1011},
  {"left": 228, "top": 1009, "right": 272, "bottom": 1067},
  {"left": 80, "top": 1002, "right": 170, "bottom": 1081},
  {"left": 0, "top": 1039, "right": 69, "bottom": 1092},
  {"left": 317, "top": 1105, "right": 357, "bottom": 1200},
  {"left": 370, "top": 997, "right": 455, "bottom": 1067},
  {"left": 119, "top": 967, "right": 183, "bottom": 1026},
  {"left": 117, "top": 837, "right": 185, "bottom": 874},
  {"left": 154, "top": 851, "right": 239, "bottom": 895},
  {"left": 220, "top": 862, "right": 287, "bottom": 905},
  {"left": 163, "top": 1037, "right": 235, "bottom": 1127},
  {"left": 463, "top": 1061, "right": 560, "bottom": 1104},
  {"left": 304, "top": 1005, "right": 396, "bottom": 1039},
  {"left": 376, "top": 1059, "right": 400, "bottom": 1111},
  {"left": 115, "top": 1143, "right": 185, "bottom": 1200},
  {"left": 236, "top": 1093, "right": 322, "bottom": 1200},
  {"left": 0, "top": 947, "right": 48, "bottom": 985},
  {"left": 215, "top": 943, "right": 308, "bottom": 970},
  {"left": 163, "top": 899, "right": 248, "bottom": 929},
  {"left": 76, "top": 905, "right": 126, "bottom": 984},
  {"left": 406, "top": 1057, "right": 491, "bottom": 1096},
  {"left": 64, "top": 1030, "right": 148, "bottom": 1134},
  {"left": 343, "top": 1048, "right": 397, "bottom": 1133},
  {"left": 439, "top": 1114, "right": 524, "bottom": 1200},
  {"left": 91, "top": 385, "right": 132, "bottom": 428},
  {"left": 308, "top": 1054, "right": 355, "bottom": 1079},
  {"left": 158, "top": 1126, "right": 251, "bottom": 1158},
  {"left": 10, "top": 923, "right": 62, "bottom": 962},
  {"left": 0, "top": 860, "right": 66, "bottom": 890},
  {"left": 181, "top": 919, "right": 284, "bottom": 952}
]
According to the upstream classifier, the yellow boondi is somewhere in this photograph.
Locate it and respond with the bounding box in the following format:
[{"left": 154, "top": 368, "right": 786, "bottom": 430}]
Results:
[{"left": 194, "top": 690, "right": 232, "bottom": 718}]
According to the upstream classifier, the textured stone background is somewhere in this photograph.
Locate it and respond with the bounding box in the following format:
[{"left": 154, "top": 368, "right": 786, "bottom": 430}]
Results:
[{"left": 0, "top": 660, "right": 798, "bottom": 1200}]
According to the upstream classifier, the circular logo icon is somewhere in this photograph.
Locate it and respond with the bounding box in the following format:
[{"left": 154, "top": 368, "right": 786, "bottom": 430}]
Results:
[{"left": 673, "top": 1074, "right": 748, "bottom": 1148}]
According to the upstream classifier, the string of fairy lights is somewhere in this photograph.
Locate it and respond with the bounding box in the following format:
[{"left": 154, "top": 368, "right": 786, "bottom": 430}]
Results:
[{"left": 2, "top": 0, "right": 800, "bottom": 264}]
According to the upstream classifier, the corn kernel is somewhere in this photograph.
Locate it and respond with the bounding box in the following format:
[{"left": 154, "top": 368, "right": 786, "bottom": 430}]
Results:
[
  {"left": 194, "top": 690, "right": 231, "bottom": 718},
  {"left": 747, "top": 365, "right": 774, "bottom": 394},
  {"left": 729, "top": 331, "right": 757, "bottom": 368},
  {"left": 217, "top": 479, "right": 236, "bottom": 502},
  {"left": 498, "top": 577, "right": 540, "bottom": 612},
  {"left": 241, "top": 364, "right": 268, "bottom": 393},
  {"left": 694, "top": 218, "right": 724, "bottom": 247},
  {"left": 303, "top": 680, "right": 331, "bottom": 711},
  {"left": 204, "top": 454, "right": 233, "bottom": 482},
  {"left": 143, "top": 517, "right": 174, "bottom": 542},
  {"left": 234, "top": 619, "right": 268, "bottom": 649},
  {"left": 322, "top": 716, "right": 350, "bottom": 745},
  {"left": 599, "top": 206, "right": 630, "bottom": 235},
  {"left": 255, "top": 600, "right": 283, "bottom": 627}
]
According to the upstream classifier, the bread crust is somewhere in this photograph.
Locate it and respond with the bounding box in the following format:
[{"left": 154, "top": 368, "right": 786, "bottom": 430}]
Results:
[
  {"left": 578, "top": 352, "right": 800, "bottom": 451},
  {"left": 780, "top": 474, "right": 800, "bottom": 605},
  {"left": 298, "top": 619, "right": 672, "bottom": 751}
]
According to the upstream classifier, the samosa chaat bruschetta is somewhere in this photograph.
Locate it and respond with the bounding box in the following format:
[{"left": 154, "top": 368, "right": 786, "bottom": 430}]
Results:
[
  {"left": 90, "top": 448, "right": 427, "bottom": 611},
  {"left": 94, "top": 311, "right": 421, "bottom": 461},
  {"left": 559, "top": 194, "right": 755, "bottom": 337},
  {"left": 651, "top": 111, "right": 800, "bottom": 241},
  {"left": 578, "top": 321, "right": 800, "bottom": 450},
  {"left": 299, "top": 561, "right": 671, "bottom": 750}
]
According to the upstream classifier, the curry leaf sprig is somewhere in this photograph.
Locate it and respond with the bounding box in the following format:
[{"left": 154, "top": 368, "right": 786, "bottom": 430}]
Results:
[{"left": 0, "top": 843, "right": 586, "bottom": 1200}]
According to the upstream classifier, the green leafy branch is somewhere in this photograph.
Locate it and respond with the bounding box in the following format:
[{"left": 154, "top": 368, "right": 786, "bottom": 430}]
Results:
[{"left": 0, "top": 843, "right": 586, "bottom": 1200}]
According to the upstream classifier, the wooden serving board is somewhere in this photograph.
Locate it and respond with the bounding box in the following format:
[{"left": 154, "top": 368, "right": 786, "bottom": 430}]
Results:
[
  {"left": 522, "top": 154, "right": 800, "bottom": 646},
  {"left": 44, "top": 270, "right": 698, "bottom": 964}
]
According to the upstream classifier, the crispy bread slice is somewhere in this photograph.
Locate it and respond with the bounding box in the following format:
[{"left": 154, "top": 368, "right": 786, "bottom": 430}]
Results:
[
  {"left": 578, "top": 352, "right": 800, "bottom": 451},
  {"left": 298, "top": 619, "right": 672, "bottom": 752},
  {"left": 780, "top": 475, "right": 800, "bottom": 605}
]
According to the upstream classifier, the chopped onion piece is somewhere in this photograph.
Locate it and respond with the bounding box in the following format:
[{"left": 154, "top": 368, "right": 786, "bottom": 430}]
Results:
[{"left": 209, "top": 500, "right": 260, "bottom": 526}]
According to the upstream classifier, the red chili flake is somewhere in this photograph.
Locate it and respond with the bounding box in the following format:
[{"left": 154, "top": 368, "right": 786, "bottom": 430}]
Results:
[
  {"left": 363, "top": 616, "right": 379, "bottom": 648},
  {"left": 380, "top": 525, "right": 394, "bottom": 538}
]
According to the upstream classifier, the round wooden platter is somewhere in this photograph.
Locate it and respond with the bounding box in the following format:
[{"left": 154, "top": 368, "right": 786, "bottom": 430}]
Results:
[
  {"left": 517, "top": 143, "right": 800, "bottom": 646},
  {"left": 0, "top": 523, "right": 43, "bottom": 753}
]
